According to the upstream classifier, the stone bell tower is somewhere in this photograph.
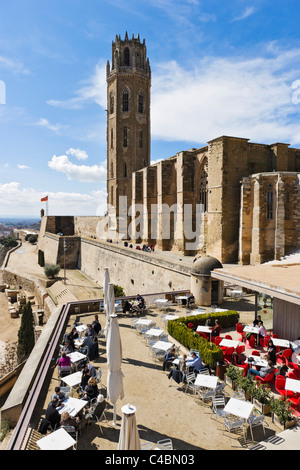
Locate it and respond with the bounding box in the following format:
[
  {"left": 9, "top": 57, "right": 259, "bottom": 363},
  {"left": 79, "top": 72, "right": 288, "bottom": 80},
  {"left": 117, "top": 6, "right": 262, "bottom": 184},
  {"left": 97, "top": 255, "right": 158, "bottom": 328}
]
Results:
[{"left": 106, "top": 32, "right": 151, "bottom": 231}]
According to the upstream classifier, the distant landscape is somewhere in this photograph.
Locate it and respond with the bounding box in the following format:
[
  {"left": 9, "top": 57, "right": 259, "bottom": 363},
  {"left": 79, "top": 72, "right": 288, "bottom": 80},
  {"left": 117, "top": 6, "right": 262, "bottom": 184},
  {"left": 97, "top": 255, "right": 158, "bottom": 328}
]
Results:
[{"left": 0, "top": 217, "right": 41, "bottom": 230}]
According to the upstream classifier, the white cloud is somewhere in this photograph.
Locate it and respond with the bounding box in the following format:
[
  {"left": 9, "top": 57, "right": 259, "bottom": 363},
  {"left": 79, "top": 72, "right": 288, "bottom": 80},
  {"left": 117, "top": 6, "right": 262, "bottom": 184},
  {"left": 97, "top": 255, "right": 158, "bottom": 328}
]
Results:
[
  {"left": 0, "top": 182, "right": 107, "bottom": 216},
  {"left": 151, "top": 46, "right": 300, "bottom": 146},
  {"left": 0, "top": 56, "right": 30, "bottom": 75},
  {"left": 66, "top": 148, "right": 88, "bottom": 160},
  {"left": 17, "top": 164, "right": 30, "bottom": 170},
  {"left": 36, "top": 117, "right": 64, "bottom": 133},
  {"left": 47, "top": 61, "right": 107, "bottom": 110},
  {"left": 232, "top": 7, "right": 255, "bottom": 22},
  {"left": 48, "top": 154, "right": 106, "bottom": 182}
]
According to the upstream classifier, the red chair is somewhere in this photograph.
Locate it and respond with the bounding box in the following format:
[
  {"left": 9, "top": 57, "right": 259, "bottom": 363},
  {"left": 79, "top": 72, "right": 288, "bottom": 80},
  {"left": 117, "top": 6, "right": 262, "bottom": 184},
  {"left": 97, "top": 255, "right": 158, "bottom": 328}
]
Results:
[
  {"left": 236, "top": 323, "right": 244, "bottom": 341},
  {"left": 198, "top": 332, "right": 209, "bottom": 340},
  {"left": 225, "top": 334, "right": 232, "bottom": 340},
  {"left": 251, "top": 350, "right": 260, "bottom": 356},
  {"left": 277, "top": 348, "right": 292, "bottom": 366},
  {"left": 245, "top": 336, "right": 255, "bottom": 349},
  {"left": 188, "top": 323, "right": 194, "bottom": 329},
  {"left": 275, "top": 375, "right": 295, "bottom": 398},
  {"left": 236, "top": 344, "right": 245, "bottom": 355},
  {"left": 214, "top": 336, "right": 223, "bottom": 346},
  {"left": 223, "top": 347, "right": 234, "bottom": 363},
  {"left": 255, "top": 372, "right": 275, "bottom": 385},
  {"left": 291, "top": 368, "right": 300, "bottom": 380},
  {"left": 288, "top": 396, "right": 300, "bottom": 408},
  {"left": 272, "top": 334, "right": 279, "bottom": 338},
  {"left": 288, "top": 372, "right": 298, "bottom": 380}
]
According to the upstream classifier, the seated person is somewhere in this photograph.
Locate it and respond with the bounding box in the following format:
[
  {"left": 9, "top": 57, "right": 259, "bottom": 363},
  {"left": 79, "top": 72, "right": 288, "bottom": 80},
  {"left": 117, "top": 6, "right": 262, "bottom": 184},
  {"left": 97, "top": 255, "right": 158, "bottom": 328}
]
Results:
[
  {"left": 135, "top": 294, "right": 145, "bottom": 309},
  {"left": 253, "top": 315, "right": 262, "bottom": 328},
  {"left": 56, "top": 352, "right": 71, "bottom": 371},
  {"left": 205, "top": 315, "right": 215, "bottom": 327},
  {"left": 186, "top": 352, "right": 203, "bottom": 372},
  {"left": 83, "top": 377, "right": 99, "bottom": 404},
  {"left": 231, "top": 351, "right": 248, "bottom": 376},
  {"left": 60, "top": 340, "right": 73, "bottom": 355},
  {"left": 61, "top": 410, "right": 85, "bottom": 431},
  {"left": 248, "top": 360, "right": 275, "bottom": 379},
  {"left": 86, "top": 324, "right": 96, "bottom": 338},
  {"left": 45, "top": 397, "right": 61, "bottom": 430},
  {"left": 52, "top": 386, "right": 68, "bottom": 404},
  {"left": 123, "top": 299, "right": 133, "bottom": 314},
  {"left": 265, "top": 339, "right": 277, "bottom": 364},
  {"left": 258, "top": 321, "right": 267, "bottom": 340},
  {"left": 210, "top": 319, "right": 222, "bottom": 337},
  {"left": 163, "top": 346, "right": 177, "bottom": 371}
]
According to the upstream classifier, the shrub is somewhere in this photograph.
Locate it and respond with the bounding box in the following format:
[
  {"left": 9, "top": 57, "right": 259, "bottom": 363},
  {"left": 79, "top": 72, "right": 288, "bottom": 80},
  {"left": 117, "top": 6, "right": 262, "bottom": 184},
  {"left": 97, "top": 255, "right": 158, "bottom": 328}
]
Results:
[
  {"left": 44, "top": 264, "right": 61, "bottom": 279},
  {"left": 27, "top": 234, "right": 38, "bottom": 244},
  {"left": 114, "top": 284, "right": 125, "bottom": 297},
  {"left": 17, "top": 302, "right": 35, "bottom": 363}
]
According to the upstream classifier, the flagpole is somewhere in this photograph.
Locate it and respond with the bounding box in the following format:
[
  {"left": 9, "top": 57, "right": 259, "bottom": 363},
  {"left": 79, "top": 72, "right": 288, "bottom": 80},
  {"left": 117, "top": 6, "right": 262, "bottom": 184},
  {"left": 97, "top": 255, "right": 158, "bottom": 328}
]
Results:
[{"left": 46, "top": 198, "right": 48, "bottom": 217}]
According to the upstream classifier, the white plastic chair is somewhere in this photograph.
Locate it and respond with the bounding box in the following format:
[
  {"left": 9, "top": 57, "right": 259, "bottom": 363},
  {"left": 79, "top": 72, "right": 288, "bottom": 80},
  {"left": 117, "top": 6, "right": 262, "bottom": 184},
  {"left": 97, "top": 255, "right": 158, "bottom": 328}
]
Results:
[
  {"left": 184, "top": 372, "right": 196, "bottom": 394},
  {"left": 156, "top": 438, "right": 173, "bottom": 450},
  {"left": 247, "top": 414, "right": 266, "bottom": 441},
  {"left": 223, "top": 416, "right": 245, "bottom": 444},
  {"left": 212, "top": 396, "right": 227, "bottom": 421},
  {"left": 60, "top": 425, "right": 78, "bottom": 450}
]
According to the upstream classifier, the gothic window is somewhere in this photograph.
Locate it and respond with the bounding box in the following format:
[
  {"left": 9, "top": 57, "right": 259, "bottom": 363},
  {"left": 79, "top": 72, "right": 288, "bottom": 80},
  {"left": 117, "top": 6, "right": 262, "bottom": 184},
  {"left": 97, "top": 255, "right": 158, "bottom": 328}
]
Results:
[
  {"left": 199, "top": 161, "right": 208, "bottom": 213},
  {"left": 136, "top": 52, "right": 141, "bottom": 68},
  {"left": 139, "top": 129, "right": 143, "bottom": 148},
  {"left": 122, "top": 89, "right": 129, "bottom": 112},
  {"left": 124, "top": 163, "right": 127, "bottom": 177},
  {"left": 110, "top": 161, "right": 113, "bottom": 178},
  {"left": 110, "top": 129, "right": 114, "bottom": 149},
  {"left": 124, "top": 47, "right": 130, "bottom": 66},
  {"left": 123, "top": 127, "right": 128, "bottom": 147},
  {"left": 266, "top": 184, "right": 273, "bottom": 220},
  {"left": 138, "top": 93, "right": 144, "bottom": 113},
  {"left": 110, "top": 92, "right": 114, "bottom": 114}
]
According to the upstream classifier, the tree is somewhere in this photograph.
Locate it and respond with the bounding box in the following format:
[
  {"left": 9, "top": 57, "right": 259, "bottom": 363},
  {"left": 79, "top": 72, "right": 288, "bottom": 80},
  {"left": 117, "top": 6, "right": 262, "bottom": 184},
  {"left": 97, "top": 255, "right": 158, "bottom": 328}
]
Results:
[
  {"left": 44, "top": 264, "right": 61, "bottom": 279},
  {"left": 17, "top": 302, "right": 35, "bottom": 363},
  {"left": 114, "top": 284, "right": 125, "bottom": 297},
  {"left": 0, "top": 235, "right": 18, "bottom": 249}
]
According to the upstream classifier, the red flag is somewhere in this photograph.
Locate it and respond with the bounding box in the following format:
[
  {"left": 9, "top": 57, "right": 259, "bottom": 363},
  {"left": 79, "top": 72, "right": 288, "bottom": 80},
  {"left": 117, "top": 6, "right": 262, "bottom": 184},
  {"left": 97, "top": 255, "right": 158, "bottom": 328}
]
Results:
[{"left": 41, "top": 196, "right": 48, "bottom": 202}]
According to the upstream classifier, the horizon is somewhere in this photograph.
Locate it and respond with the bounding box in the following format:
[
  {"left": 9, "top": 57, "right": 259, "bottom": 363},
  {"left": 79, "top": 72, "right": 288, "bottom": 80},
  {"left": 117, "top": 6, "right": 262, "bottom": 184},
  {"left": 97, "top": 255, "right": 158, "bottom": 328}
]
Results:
[{"left": 1, "top": 1, "right": 300, "bottom": 217}]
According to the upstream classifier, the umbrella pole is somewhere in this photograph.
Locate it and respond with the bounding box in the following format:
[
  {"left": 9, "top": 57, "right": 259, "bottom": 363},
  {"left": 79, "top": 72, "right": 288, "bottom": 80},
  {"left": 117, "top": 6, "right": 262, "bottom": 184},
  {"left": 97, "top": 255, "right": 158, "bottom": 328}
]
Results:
[{"left": 113, "top": 404, "right": 117, "bottom": 425}]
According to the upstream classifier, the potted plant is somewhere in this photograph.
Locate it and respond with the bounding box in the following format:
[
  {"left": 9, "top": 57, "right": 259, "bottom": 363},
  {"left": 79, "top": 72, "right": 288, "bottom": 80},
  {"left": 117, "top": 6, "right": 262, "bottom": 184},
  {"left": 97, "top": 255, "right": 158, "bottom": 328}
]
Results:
[
  {"left": 252, "top": 382, "right": 272, "bottom": 415},
  {"left": 225, "top": 364, "right": 242, "bottom": 390},
  {"left": 272, "top": 397, "right": 295, "bottom": 431},
  {"left": 235, "top": 374, "right": 255, "bottom": 401}
]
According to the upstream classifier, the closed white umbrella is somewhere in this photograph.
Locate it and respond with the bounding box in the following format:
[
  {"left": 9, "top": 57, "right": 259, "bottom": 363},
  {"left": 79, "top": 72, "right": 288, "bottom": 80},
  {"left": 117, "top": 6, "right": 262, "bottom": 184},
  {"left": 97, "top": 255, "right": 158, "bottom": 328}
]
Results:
[
  {"left": 103, "top": 267, "right": 110, "bottom": 336},
  {"left": 106, "top": 311, "right": 124, "bottom": 425},
  {"left": 118, "top": 404, "right": 141, "bottom": 450}
]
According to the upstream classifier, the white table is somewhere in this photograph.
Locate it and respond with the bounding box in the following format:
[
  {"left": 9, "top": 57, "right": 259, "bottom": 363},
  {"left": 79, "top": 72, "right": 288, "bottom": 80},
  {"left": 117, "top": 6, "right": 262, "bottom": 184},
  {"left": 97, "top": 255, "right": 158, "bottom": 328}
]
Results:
[
  {"left": 61, "top": 371, "right": 82, "bottom": 389},
  {"left": 57, "top": 396, "right": 87, "bottom": 418},
  {"left": 136, "top": 319, "right": 153, "bottom": 326},
  {"left": 272, "top": 338, "right": 290, "bottom": 349},
  {"left": 224, "top": 397, "right": 254, "bottom": 420},
  {"left": 246, "top": 356, "right": 268, "bottom": 368},
  {"left": 36, "top": 427, "right": 76, "bottom": 450},
  {"left": 219, "top": 339, "right": 240, "bottom": 349},
  {"left": 145, "top": 328, "right": 164, "bottom": 338},
  {"left": 152, "top": 341, "right": 173, "bottom": 351},
  {"left": 68, "top": 351, "right": 87, "bottom": 364},
  {"left": 154, "top": 298, "right": 169, "bottom": 304},
  {"left": 243, "top": 325, "right": 259, "bottom": 335},
  {"left": 74, "top": 338, "right": 84, "bottom": 348},
  {"left": 195, "top": 374, "right": 218, "bottom": 389},
  {"left": 76, "top": 324, "right": 87, "bottom": 336},
  {"left": 163, "top": 315, "right": 179, "bottom": 321},
  {"left": 285, "top": 378, "right": 300, "bottom": 394},
  {"left": 196, "top": 325, "right": 212, "bottom": 334}
]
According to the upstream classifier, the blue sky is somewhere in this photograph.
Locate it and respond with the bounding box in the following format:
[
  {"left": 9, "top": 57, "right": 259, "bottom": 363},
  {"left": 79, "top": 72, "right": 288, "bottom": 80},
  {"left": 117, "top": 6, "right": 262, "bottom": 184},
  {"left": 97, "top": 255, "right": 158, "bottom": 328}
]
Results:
[{"left": 1, "top": 0, "right": 300, "bottom": 216}]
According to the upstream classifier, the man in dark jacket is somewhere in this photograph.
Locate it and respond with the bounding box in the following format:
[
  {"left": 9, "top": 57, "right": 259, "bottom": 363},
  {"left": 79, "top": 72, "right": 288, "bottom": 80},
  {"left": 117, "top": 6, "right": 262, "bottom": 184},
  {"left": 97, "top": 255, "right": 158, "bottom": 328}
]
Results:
[{"left": 45, "top": 397, "right": 61, "bottom": 430}]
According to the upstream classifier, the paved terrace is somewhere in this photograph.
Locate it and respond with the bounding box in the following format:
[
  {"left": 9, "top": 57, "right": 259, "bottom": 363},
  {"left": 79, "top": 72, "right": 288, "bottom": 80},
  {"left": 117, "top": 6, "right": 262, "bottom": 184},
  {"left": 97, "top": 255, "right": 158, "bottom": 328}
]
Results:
[{"left": 17, "top": 297, "right": 300, "bottom": 451}]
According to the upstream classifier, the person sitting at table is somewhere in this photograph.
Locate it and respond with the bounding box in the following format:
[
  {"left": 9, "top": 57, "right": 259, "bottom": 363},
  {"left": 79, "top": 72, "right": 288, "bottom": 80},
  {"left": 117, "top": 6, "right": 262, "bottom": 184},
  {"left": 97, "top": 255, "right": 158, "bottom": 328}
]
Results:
[
  {"left": 91, "top": 314, "right": 101, "bottom": 335},
  {"left": 258, "top": 321, "right": 267, "bottom": 341},
  {"left": 55, "top": 352, "right": 71, "bottom": 371},
  {"left": 61, "top": 340, "right": 73, "bottom": 355},
  {"left": 210, "top": 319, "right": 222, "bottom": 337},
  {"left": 253, "top": 315, "right": 262, "bottom": 328},
  {"left": 123, "top": 299, "right": 133, "bottom": 314},
  {"left": 163, "top": 346, "right": 177, "bottom": 371},
  {"left": 83, "top": 377, "right": 99, "bottom": 405},
  {"left": 231, "top": 351, "right": 248, "bottom": 376},
  {"left": 275, "top": 363, "right": 288, "bottom": 378},
  {"left": 82, "top": 334, "right": 99, "bottom": 361},
  {"left": 205, "top": 315, "right": 215, "bottom": 327},
  {"left": 247, "top": 360, "right": 275, "bottom": 379},
  {"left": 61, "top": 410, "right": 85, "bottom": 432},
  {"left": 264, "top": 339, "right": 277, "bottom": 364},
  {"left": 45, "top": 397, "right": 61, "bottom": 430},
  {"left": 186, "top": 352, "right": 203, "bottom": 373},
  {"left": 136, "top": 294, "right": 145, "bottom": 309},
  {"left": 52, "top": 386, "right": 68, "bottom": 405}
]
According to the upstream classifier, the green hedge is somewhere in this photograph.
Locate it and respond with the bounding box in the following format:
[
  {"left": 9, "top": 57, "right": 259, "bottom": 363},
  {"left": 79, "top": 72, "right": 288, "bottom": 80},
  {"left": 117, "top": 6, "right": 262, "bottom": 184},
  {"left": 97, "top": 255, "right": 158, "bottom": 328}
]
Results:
[{"left": 167, "top": 310, "right": 239, "bottom": 369}]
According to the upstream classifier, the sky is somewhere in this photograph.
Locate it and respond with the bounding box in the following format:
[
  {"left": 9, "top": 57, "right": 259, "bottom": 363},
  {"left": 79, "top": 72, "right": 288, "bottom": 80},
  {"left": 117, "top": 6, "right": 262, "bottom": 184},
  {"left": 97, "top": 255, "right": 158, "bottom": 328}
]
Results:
[{"left": 1, "top": 0, "right": 300, "bottom": 217}]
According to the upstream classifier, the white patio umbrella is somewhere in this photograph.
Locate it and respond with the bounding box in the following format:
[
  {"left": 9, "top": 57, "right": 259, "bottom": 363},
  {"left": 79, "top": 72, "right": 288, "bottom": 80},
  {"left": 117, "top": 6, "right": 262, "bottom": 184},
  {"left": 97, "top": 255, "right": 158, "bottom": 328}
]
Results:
[
  {"left": 103, "top": 267, "right": 110, "bottom": 336},
  {"left": 106, "top": 310, "right": 124, "bottom": 425},
  {"left": 118, "top": 404, "right": 141, "bottom": 450}
]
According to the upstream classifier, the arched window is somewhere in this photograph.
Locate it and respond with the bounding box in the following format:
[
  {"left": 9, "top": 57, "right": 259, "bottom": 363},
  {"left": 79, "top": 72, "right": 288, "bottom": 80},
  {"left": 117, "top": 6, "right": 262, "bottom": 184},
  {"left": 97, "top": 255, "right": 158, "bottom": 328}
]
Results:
[
  {"left": 122, "top": 89, "right": 129, "bottom": 112},
  {"left": 138, "top": 93, "right": 144, "bottom": 113},
  {"left": 199, "top": 161, "right": 208, "bottom": 213},
  {"left": 124, "top": 163, "right": 127, "bottom": 177},
  {"left": 123, "top": 127, "right": 128, "bottom": 148},
  {"left": 124, "top": 47, "right": 130, "bottom": 66},
  {"left": 139, "top": 129, "right": 143, "bottom": 148},
  {"left": 110, "top": 129, "right": 114, "bottom": 149},
  {"left": 266, "top": 184, "right": 273, "bottom": 220},
  {"left": 109, "top": 92, "right": 114, "bottom": 114}
]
